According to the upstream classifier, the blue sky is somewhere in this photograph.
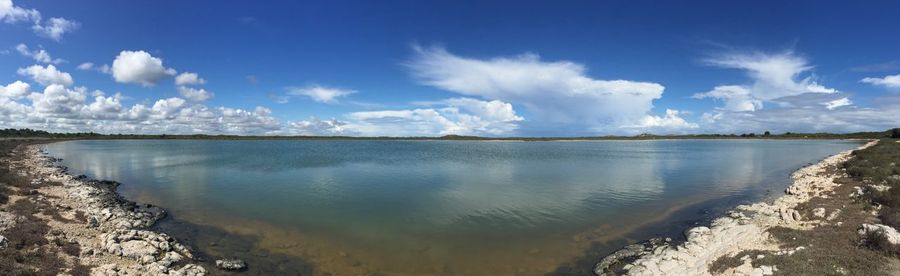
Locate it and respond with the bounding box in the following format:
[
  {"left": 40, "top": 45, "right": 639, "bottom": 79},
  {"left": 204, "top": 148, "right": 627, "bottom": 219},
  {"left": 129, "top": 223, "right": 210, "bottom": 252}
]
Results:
[{"left": 1, "top": 0, "right": 899, "bottom": 136}]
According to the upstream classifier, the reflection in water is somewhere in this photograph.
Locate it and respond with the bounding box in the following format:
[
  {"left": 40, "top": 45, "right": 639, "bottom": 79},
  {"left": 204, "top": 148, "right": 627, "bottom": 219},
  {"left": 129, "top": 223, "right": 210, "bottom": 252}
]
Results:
[{"left": 44, "top": 139, "right": 861, "bottom": 275}]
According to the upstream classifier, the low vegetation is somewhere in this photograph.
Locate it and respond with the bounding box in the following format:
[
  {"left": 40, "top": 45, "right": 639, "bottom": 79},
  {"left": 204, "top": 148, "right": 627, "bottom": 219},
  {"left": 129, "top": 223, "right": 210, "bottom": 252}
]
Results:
[
  {"left": 709, "top": 137, "right": 900, "bottom": 275},
  {"left": 0, "top": 139, "right": 92, "bottom": 275}
]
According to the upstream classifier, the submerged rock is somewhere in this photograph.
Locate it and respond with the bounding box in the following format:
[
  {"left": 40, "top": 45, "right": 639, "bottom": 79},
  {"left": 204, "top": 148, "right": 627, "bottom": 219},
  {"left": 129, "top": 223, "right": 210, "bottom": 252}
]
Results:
[
  {"left": 593, "top": 237, "right": 670, "bottom": 276},
  {"left": 216, "top": 258, "right": 247, "bottom": 270}
]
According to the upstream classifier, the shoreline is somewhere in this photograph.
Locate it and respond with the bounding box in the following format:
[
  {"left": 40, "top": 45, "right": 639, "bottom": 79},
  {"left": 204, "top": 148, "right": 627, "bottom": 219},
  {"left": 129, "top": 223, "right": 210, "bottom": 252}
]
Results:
[
  {"left": 2, "top": 138, "right": 878, "bottom": 275},
  {"left": 10, "top": 142, "right": 211, "bottom": 275},
  {"left": 593, "top": 139, "right": 880, "bottom": 275}
]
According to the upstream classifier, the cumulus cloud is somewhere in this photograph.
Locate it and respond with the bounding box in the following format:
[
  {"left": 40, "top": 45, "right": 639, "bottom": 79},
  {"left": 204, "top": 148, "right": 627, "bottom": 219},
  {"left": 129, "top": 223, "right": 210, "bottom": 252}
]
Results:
[
  {"left": 15, "top": 43, "right": 62, "bottom": 64},
  {"left": 175, "top": 72, "right": 206, "bottom": 86},
  {"left": 1, "top": 1, "right": 78, "bottom": 40},
  {"left": 111, "top": 50, "right": 177, "bottom": 86},
  {"left": 17, "top": 64, "right": 74, "bottom": 86},
  {"left": 286, "top": 117, "right": 349, "bottom": 135},
  {"left": 287, "top": 85, "right": 355, "bottom": 104},
  {"left": 0, "top": 80, "right": 31, "bottom": 99},
  {"left": 177, "top": 86, "right": 213, "bottom": 102},
  {"left": 32, "top": 17, "right": 79, "bottom": 41},
  {"left": 860, "top": 74, "right": 900, "bottom": 88},
  {"left": 627, "top": 109, "right": 698, "bottom": 131},
  {"left": 27, "top": 84, "right": 87, "bottom": 116},
  {"left": 406, "top": 46, "right": 673, "bottom": 134},
  {"left": 0, "top": 85, "right": 280, "bottom": 134},
  {"left": 346, "top": 97, "right": 523, "bottom": 136},
  {"left": 0, "top": 0, "right": 39, "bottom": 24}
]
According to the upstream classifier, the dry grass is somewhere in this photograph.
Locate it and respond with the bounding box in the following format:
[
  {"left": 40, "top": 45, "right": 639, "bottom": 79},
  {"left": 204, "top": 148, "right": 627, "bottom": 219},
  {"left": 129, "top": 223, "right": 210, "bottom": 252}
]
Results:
[{"left": 708, "top": 250, "right": 768, "bottom": 274}]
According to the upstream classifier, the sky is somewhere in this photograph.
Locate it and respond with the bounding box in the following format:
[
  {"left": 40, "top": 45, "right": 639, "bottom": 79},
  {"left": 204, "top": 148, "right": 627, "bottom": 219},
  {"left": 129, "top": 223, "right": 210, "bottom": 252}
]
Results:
[{"left": 1, "top": 0, "right": 899, "bottom": 136}]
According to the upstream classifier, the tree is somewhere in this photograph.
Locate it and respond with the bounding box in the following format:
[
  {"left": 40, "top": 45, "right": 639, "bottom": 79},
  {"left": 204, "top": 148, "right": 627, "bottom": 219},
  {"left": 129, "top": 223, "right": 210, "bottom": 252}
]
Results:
[
  {"left": 892, "top": 128, "right": 900, "bottom": 138},
  {"left": 764, "top": 131, "right": 771, "bottom": 136}
]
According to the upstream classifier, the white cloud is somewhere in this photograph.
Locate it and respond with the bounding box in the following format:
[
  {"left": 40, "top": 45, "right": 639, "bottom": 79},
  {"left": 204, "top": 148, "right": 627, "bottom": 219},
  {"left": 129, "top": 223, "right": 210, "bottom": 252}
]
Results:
[
  {"left": 822, "top": 97, "right": 852, "bottom": 110},
  {"left": 286, "top": 117, "right": 349, "bottom": 135},
  {"left": 150, "top": 97, "right": 186, "bottom": 119},
  {"left": 111, "top": 50, "right": 176, "bottom": 86},
  {"left": 0, "top": 80, "right": 30, "bottom": 99},
  {"left": 0, "top": 0, "right": 39, "bottom": 24},
  {"left": 17, "top": 64, "right": 74, "bottom": 86},
  {"left": 175, "top": 72, "right": 206, "bottom": 86},
  {"left": 287, "top": 85, "right": 355, "bottom": 104},
  {"left": 15, "top": 43, "right": 62, "bottom": 64},
  {"left": 627, "top": 109, "right": 698, "bottom": 131},
  {"left": 27, "top": 84, "right": 86, "bottom": 116},
  {"left": 700, "top": 50, "right": 836, "bottom": 104},
  {"left": 406, "top": 46, "right": 672, "bottom": 134},
  {"left": 77, "top": 62, "right": 111, "bottom": 74},
  {"left": 346, "top": 97, "right": 523, "bottom": 136},
  {"left": 692, "top": 85, "right": 762, "bottom": 112},
  {"left": 688, "top": 50, "right": 893, "bottom": 134},
  {"left": 77, "top": 62, "right": 94, "bottom": 70},
  {"left": 177, "top": 86, "right": 213, "bottom": 102},
  {"left": 860, "top": 74, "right": 900, "bottom": 88},
  {"left": 83, "top": 93, "right": 124, "bottom": 118},
  {"left": 32, "top": 17, "right": 79, "bottom": 41},
  {"left": 1, "top": 0, "right": 78, "bottom": 41},
  {"left": 698, "top": 98, "right": 900, "bottom": 134}
]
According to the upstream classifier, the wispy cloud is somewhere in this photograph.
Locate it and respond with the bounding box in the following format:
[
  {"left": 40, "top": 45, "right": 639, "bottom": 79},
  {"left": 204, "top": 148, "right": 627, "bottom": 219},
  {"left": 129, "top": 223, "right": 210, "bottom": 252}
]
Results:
[
  {"left": 286, "top": 85, "right": 356, "bottom": 104},
  {"left": 861, "top": 74, "right": 900, "bottom": 88},
  {"left": 850, "top": 60, "right": 900, "bottom": 72}
]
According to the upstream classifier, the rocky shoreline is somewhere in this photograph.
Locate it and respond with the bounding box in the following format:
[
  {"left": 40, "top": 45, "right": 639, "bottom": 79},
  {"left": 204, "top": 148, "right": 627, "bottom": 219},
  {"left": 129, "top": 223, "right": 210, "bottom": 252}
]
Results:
[
  {"left": 10, "top": 143, "right": 211, "bottom": 275},
  {"left": 594, "top": 140, "right": 880, "bottom": 276}
]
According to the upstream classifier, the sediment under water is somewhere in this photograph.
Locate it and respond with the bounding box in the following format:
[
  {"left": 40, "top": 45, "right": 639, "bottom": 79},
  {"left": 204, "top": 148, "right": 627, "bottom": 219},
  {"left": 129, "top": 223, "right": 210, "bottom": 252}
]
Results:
[{"left": 44, "top": 139, "right": 861, "bottom": 275}]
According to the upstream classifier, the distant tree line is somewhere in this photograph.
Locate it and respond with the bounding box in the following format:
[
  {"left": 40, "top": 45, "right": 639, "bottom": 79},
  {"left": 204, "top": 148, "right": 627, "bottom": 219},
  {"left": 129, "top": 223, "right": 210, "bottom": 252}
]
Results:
[{"left": 1, "top": 128, "right": 898, "bottom": 140}]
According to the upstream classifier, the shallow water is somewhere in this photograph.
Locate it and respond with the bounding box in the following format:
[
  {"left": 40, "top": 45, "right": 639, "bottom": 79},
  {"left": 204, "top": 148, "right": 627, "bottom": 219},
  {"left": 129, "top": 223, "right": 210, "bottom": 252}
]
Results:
[{"left": 45, "top": 139, "right": 860, "bottom": 275}]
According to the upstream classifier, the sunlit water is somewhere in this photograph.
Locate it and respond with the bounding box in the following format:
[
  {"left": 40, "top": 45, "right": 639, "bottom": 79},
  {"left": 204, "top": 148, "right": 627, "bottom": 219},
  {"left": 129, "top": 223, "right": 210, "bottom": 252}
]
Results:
[{"left": 44, "top": 139, "right": 860, "bottom": 275}]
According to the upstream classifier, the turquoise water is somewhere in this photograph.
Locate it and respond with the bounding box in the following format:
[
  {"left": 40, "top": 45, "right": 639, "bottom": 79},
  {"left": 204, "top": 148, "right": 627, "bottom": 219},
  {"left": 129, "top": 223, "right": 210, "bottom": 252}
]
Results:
[{"left": 45, "top": 139, "right": 860, "bottom": 274}]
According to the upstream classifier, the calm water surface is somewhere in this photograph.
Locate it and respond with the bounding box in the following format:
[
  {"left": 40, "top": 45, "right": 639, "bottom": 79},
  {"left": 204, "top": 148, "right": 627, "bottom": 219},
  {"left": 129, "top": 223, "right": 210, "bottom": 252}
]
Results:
[{"left": 45, "top": 139, "right": 860, "bottom": 275}]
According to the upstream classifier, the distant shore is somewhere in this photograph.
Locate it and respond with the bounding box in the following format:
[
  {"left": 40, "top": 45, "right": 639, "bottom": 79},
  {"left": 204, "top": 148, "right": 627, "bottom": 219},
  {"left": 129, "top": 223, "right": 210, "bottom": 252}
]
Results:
[{"left": 3, "top": 128, "right": 897, "bottom": 141}]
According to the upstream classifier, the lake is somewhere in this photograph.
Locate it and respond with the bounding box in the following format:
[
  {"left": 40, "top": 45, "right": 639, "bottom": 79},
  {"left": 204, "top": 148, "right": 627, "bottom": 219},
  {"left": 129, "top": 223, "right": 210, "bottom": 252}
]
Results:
[{"left": 44, "top": 139, "right": 861, "bottom": 275}]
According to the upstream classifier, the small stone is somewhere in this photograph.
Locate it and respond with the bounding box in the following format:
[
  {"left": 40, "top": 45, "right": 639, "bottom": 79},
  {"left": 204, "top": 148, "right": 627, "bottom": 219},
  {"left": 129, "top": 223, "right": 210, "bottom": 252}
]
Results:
[
  {"left": 791, "top": 210, "right": 802, "bottom": 222},
  {"left": 812, "top": 208, "right": 826, "bottom": 218},
  {"left": 119, "top": 240, "right": 159, "bottom": 259},
  {"left": 215, "top": 258, "right": 247, "bottom": 271},
  {"left": 859, "top": 224, "right": 900, "bottom": 244},
  {"left": 0, "top": 235, "right": 7, "bottom": 250}
]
